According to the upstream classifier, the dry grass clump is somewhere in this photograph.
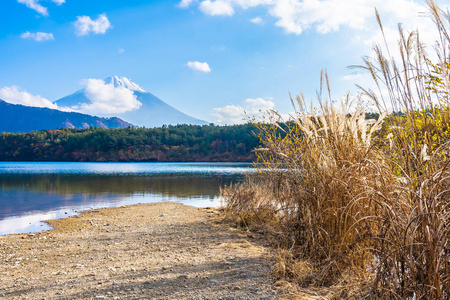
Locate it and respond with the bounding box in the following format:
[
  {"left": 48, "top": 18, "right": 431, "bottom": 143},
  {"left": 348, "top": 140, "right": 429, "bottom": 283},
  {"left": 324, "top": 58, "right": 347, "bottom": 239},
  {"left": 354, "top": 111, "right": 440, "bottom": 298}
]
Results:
[
  {"left": 272, "top": 248, "right": 314, "bottom": 285},
  {"left": 222, "top": 1, "right": 450, "bottom": 298},
  {"left": 220, "top": 175, "right": 279, "bottom": 229}
]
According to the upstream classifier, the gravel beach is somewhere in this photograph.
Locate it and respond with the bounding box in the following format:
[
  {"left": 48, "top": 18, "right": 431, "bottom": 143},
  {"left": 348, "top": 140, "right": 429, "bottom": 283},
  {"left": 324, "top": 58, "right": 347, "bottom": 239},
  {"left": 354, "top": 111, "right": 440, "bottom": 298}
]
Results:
[{"left": 0, "top": 203, "right": 281, "bottom": 299}]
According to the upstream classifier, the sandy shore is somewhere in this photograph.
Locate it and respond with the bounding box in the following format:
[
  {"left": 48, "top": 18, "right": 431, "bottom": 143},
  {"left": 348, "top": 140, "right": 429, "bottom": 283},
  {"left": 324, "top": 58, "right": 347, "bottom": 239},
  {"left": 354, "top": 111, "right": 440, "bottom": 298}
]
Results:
[{"left": 0, "top": 203, "right": 281, "bottom": 299}]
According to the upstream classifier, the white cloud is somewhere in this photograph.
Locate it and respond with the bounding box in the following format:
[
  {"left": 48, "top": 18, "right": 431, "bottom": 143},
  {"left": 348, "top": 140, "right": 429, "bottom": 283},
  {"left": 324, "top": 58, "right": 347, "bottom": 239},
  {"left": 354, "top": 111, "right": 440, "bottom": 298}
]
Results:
[
  {"left": 211, "top": 45, "right": 227, "bottom": 51},
  {"left": 212, "top": 105, "right": 246, "bottom": 124},
  {"left": 212, "top": 97, "right": 275, "bottom": 124},
  {"left": 74, "top": 14, "right": 112, "bottom": 36},
  {"left": 20, "top": 31, "right": 54, "bottom": 42},
  {"left": 70, "top": 79, "right": 142, "bottom": 115},
  {"left": 118, "top": 48, "right": 125, "bottom": 54},
  {"left": 233, "top": 0, "right": 274, "bottom": 9},
  {"left": 199, "top": 0, "right": 235, "bottom": 16},
  {"left": 17, "top": 0, "right": 48, "bottom": 16},
  {"left": 187, "top": 61, "right": 211, "bottom": 73},
  {"left": 250, "top": 17, "right": 264, "bottom": 24},
  {"left": 178, "top": 0, "right": 196, "bottom": 8},
  {"left": 181, "top": 0, "right": 442, "bottom": 46},
  {"left": 268, "top": 0, "right": 375, "bottom": 35},
  {"left": 341, "top": 74, "right": 363, "bottom": 81},
  {"left": 0, "top": 86, "right": 58, "bottom": 109},
  {"left": 17, "top": 0, "right": 65, "bottom": 15}
]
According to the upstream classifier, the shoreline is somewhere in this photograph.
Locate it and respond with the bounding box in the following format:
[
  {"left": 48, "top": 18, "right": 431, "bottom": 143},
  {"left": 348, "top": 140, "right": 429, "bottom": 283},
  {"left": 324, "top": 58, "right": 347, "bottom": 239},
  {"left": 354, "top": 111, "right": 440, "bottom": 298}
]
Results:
[
  {"left": 0, "top": 202, "right": 282, "bottom": 299},
  {"left": 0, "top": 196, "right": 222, "bottom": 236}
]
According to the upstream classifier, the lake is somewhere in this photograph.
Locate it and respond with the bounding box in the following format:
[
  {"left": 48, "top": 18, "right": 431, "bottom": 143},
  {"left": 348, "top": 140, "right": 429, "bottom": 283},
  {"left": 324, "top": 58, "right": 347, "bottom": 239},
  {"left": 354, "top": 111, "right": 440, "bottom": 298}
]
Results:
[{"left": 0, "top": 162, "right": 253, "bottom": 235}]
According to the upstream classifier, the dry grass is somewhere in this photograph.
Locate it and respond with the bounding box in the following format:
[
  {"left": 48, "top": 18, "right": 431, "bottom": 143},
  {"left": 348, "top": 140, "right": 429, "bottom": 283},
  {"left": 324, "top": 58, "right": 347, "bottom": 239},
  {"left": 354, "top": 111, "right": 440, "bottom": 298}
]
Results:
[{"left": 222, "top": 1, "right": 450, "bottom": 299}]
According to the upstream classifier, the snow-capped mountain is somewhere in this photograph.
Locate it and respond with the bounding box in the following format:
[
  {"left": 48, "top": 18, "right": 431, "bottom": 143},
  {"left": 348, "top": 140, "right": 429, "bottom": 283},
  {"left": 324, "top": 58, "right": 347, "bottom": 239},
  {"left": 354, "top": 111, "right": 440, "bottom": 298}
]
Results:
[
  {"left": 55, "top": 76, "right": 207, "bottom": 128},
  {"left": 106, "top": 76, "right": 146, "bottom": 92}
]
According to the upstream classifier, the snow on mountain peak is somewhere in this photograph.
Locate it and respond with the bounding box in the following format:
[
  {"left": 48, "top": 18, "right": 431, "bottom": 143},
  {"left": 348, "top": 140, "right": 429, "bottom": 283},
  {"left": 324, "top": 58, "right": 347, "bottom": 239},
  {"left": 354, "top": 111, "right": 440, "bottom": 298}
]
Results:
[{"left": 104, "top": 76, "right": 147, "bottom": 93}]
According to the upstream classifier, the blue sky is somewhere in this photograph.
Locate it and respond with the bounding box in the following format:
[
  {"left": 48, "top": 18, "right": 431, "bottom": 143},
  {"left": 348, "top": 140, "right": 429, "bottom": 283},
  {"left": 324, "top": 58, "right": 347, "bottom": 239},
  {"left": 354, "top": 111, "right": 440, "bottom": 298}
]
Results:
[{"left": 0, "top": 0, "right": 447, "bottom": 124}]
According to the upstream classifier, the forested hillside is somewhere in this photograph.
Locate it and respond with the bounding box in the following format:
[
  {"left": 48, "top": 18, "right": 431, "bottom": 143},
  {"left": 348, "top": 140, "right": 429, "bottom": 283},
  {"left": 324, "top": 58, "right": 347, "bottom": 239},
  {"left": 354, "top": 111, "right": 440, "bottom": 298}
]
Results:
[
  {"left": 0, "top": 124, "right": 259, "bottom": 162},
  {"left": 0, "top": 99, "right": 132, "bottom": 132}
]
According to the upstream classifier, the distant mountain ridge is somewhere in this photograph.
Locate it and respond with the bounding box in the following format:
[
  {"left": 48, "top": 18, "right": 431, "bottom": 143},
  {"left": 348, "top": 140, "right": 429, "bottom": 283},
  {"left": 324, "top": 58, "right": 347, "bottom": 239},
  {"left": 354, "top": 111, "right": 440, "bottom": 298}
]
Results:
[
  {"left": 55, "top": 76, "right": 208, "bottom": 128},
  {"left": 0, "top": 100, "right": 132, "bottom": 133}
]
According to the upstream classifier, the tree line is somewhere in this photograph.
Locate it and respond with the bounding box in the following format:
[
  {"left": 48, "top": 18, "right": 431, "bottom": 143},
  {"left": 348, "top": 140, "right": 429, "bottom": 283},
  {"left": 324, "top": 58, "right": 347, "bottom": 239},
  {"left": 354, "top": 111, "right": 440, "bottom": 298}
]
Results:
[{"left": 0, "top": 124, "right": 260, "bottom": 162}]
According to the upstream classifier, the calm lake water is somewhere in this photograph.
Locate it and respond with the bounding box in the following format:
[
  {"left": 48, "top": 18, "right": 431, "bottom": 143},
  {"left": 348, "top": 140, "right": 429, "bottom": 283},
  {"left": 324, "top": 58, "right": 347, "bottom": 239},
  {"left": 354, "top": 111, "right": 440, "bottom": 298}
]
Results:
[{"left": 0, "top": 162, "right": 253, "bottom": 235}]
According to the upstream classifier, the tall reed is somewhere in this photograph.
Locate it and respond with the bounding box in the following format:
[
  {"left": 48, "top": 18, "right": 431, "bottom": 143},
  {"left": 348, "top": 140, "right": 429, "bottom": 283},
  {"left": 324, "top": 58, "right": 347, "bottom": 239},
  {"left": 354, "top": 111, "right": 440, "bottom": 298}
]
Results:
[
  {"left": 354, "top": 1, "right": 450, "bottom": 297},
  {"left": 222, "top": 1, "right": 450, "bottom": 298}
]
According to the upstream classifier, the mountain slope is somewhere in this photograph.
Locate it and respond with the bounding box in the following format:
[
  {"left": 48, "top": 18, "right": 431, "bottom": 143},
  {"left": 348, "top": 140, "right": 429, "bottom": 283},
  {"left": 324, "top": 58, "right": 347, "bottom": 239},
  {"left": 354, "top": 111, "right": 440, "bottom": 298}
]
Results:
[
  {"left": 55, "top": 76, "right": 208, "bottom": 128},
  {"left": 0, "top": 100, "right": 132, "bottom": 133}
]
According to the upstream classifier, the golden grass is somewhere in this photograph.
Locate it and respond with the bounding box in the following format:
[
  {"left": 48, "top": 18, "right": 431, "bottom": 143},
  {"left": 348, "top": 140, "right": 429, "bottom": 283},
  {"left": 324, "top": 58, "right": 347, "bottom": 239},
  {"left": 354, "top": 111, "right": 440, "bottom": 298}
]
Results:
[{"left": 222, "top": 1, "right": 450, "bottom": 298}]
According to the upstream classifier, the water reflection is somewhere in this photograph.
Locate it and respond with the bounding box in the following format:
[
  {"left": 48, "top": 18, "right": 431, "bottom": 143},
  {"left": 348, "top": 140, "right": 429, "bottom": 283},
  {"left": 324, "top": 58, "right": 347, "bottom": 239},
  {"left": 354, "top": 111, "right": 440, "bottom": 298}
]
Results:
[{"left": 0, "top": 162, "right": 251, "bottom": 235}]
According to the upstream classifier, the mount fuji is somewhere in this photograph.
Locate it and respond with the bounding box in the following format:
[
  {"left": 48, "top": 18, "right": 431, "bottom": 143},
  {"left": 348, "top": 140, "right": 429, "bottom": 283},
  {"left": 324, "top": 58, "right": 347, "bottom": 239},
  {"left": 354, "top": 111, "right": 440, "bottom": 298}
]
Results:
[{"left": 55, "top": 76, "right": 207, "bottom": 128}]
